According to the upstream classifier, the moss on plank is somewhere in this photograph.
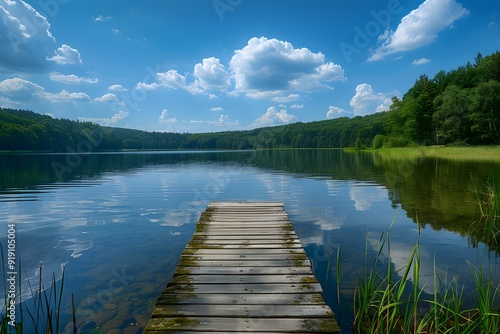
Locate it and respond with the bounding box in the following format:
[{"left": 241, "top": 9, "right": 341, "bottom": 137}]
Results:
[{"left": 302, "top": 319, "right": 340, "bottom": 333}]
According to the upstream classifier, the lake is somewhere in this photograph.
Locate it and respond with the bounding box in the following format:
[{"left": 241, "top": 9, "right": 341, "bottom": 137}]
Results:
[{"left": 1, "top": 149, "right": 499, "bottom": 333}]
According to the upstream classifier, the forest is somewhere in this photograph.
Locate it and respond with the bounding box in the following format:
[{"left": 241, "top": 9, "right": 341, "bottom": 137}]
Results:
[{"left": 0, "top": 52, "right": 499, "bottom": 152}]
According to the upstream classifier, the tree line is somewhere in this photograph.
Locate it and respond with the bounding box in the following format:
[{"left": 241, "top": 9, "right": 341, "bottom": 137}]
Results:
[
  {"left": 0, "top": 52, "right": 498, "bottom": 152},
  {"left": 381, "top": 51, "right": 500, "bottom": 147}
]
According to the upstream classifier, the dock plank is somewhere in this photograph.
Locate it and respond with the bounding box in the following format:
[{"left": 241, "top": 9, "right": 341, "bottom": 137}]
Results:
[{"left": 144, "top": 201, "right": 340, "bottom": 333}]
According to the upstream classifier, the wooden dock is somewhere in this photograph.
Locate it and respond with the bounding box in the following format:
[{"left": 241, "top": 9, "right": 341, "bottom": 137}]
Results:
[{"left": 144, "top": 201, "right": 340, "bottom": 333}]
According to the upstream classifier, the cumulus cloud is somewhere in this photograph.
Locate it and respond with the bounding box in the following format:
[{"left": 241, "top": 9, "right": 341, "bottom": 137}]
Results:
[
  {"left": 0, "top": 0, "right": 55, "bottom": 72},
  {"left": 79, "top": 111, "right": 129, "bottom": 126},
  {"left": 159, "top": 109, "right": 178, "bottom": 124},
  {"left": 326, "top": 106, "right": 348, "bottom": 119},
  {"left": 209, "top": 107, "right": 223, "bottom": 112},
  {"left": 193, "top": 57, "right": 230, "bottom": 91},
  {"left": 290, "top": 104, "right": 304, "bottom": 109},
  {"left": 368, "top": 0, "right": 469, "bottom": 61},
  {"left": 350, "top": 83, "right": 393, "bottom": 116},
  {"left": 0, "top": 77, "right": 89, "bottom": 103},
  {"left": 0, "top": 77, "right": 44, "bottom": 101},
  {"left": 94, "top": 93, "right": 117, "bottom": 102},
  {"left": 108, "top": 84, "right": 128, "bottom": 92},
  {"left": 208, "top": 114, "right": 240, "bottom": 127},
  {"left": 49, "top": 72, "right": 98, "bottom": 84},
  {"left": 412, "top": 58, "right": 431, "bottom": 65},
  {"left": 42, "top": 89, "right": 90, "bottom": 103},
  {"left": 136, "top": 69, "right": 187, "bottom": 90},
  {"left": 230, "top": 37, "right": 345, "bottom": 98},
  {"left": 133, "top": 37, "right": 344, "bottom": 102},
  {"left": 270, "top": 94, "right": 301, "bottom": 103},
  {"left": 47, "top": 44, "right": 82, "bottom": 65},
  {"left": 136, "top": 58, "right": 230, "bottom": 96},
  {"left": 252, "top": 106, "right": 297, "bottom": 128}
]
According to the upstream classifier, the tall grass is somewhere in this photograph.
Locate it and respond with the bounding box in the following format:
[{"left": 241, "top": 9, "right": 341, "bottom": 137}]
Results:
[
  {"left": 470, "top": 177, "right": 500, "bottom": 250},
  {"left": 351, "top": 227, "right": 500, "bottom": 334},
  {"left": 1, "top": 244, "right": 77, "bottom": 334}
]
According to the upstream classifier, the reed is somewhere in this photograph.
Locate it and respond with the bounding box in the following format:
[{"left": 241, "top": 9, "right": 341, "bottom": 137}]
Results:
[
  {"left": 470, "top": 177, "right": 500, "bottom": 249},
  {"left": 1, "top": 244, "right": 77, "bottom": 334},
  {"left": 350, "top": 227, "right": 500, "bottom": 334}
]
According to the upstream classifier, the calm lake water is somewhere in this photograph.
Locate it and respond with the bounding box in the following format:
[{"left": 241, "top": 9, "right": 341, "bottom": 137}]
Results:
[{"left": 1, "top": 149, "right": 499, "bottom": 333}]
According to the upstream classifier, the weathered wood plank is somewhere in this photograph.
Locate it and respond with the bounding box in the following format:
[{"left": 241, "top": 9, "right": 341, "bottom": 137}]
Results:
[
  {"left": 143, "top": 332, "right": 321, "bottom": 334},
  {"left": 144, "top": 201, "right": 340, "bottom": 334},
  {"left": 208, "top": 201, "right": 284, "bottom": 206},
  {"left": 184, "top": 248, "right": 307, "bottom": 255},
  {"left": 191, "top": 235, "right": 298, "bottom": 241},
  {"left": 190, "top": 239, "right": 300, "bottom": 245},
  {"left": 174, "top": 266, "right": 313, "bottom": 276},
  {"left": 194, "top": 228, "right": 293, "bottom": 234},
  {"left": 169, "top": 274, "right": 317, "bottom": 285},
  {"left": 156, "top": 293, "right": 327, "bottom": 305},
  {"left": 184, "top": 244, "right": 304, "bottom": 249},
  {"left": 146, "top": 317, "right": 339, "bottom": 333},
  {"left": 180, "top": 253, "right": 307, "bottom": 261},
  {"left": 163, "top": 283, "right": 324, "bottom": 294},
  {"left": 151, "top": 304, "right": 333, "bottom": 318},
  {"left": 177, "top": 259, "right": 311, "bottom": 267}
]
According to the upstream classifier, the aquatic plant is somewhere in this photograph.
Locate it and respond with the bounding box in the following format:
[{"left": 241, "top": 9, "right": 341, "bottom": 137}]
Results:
[
  {"left": 470, "top": 177, "right": 500, "bottom": 251},
  {"left": 349, "top": 226, "right": 500, "bottom": 334},
  {"left": 1, "top": 244, "right": 77, "bottom": 334}
]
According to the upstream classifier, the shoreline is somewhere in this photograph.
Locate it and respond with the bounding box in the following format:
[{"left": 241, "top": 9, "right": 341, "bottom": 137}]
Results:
[{"left": 364, "top": 146, "right": 500, "bottom": 162}]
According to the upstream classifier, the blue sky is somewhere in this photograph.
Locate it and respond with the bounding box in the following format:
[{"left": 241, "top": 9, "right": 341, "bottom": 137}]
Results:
[{"left": 0, "top": 0, "right": 499, "bottom": 133}]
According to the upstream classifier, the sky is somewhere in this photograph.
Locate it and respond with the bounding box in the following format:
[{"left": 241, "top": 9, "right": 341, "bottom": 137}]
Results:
[{"left": 0, "top": 0, "right": 499, "bottom": 133}]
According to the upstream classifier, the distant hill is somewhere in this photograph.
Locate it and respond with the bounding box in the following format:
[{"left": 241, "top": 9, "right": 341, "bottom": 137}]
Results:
[
  {"left": 1, "top": 51, "right": 499, "bottom": 152},
  {"left": 0, "top": 107, "right": 386, "bottom": 151}
]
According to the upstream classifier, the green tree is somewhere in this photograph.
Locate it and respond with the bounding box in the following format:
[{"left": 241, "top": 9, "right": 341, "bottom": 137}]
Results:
[
  {"left": 433, "top": 85, "right": 471, "bottom": 144},
  {"left": 469, "top": 80, "right": 500, "bottom": 144}
]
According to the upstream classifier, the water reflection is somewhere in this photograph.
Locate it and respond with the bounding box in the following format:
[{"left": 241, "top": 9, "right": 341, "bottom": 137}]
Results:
[{"left": 0, "top": 150, "right": 499, "bottom": 333}]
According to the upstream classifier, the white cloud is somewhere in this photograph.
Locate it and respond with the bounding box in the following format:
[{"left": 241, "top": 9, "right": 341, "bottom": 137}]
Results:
[
  {"left": 488, "top": 21, "right": 497, "bottom": 28},
  {"left": 0, "top": 77, "right": 44, "bottom": 101},
  {"left": 48, "top": 44, "right": 82, "bottom": 65},
  {"left": 108, "top": 84, "right": 128, "bottom": 92},
  {"left": 136, "top": 69, "right": 187, "bottom": 90},
  {"left": 41, "top": 89, "right": 90, "bottom": 103},
  {"left": 0, "top": 77, "right": 89, "bottom": 103},
  {"left": 0, "top": 0, "right": 55, "bottom": 72},
  {"left": 159, "top": 109, "right": 178, "bottom": 124},
  {"left": 412, "top": 58, "right": 431, "bottom": 65},
  {"left": 208, "top": 114, "right": 240, "bottom": 127},
  {"left": 290, "top": 104, "right": 304, "bottom": 109},
  {"left": 132, "top": 37, "right": 344, "bottom": 101},
  {"left": 137, "top": 58, "right": 230, "bottom": 96},
  {"left": 94, "top": 93, "right": 117, "bottom": 102},
  {"left": 350, "top": 184, "right": 387, "bottom": 211},
  {"left": 193, "top": 57, "right": 230, "bottom": 91},
  {"left": 49, "top": 72, "right": 98, "bottom": 84},
  {"left": 326, "top": 106, "right": 347, "bottom": 119},
  {"left": 368, "top": 0, "right": 469, "bottom": 61},
  {"left": 350, "top": 83, "right": 393, "bottom": 116},
  {"left": 95, "top": 15, "right": 110, "bottom": 22},
  {"left": 230, "top": 37, "right": 345, "bottom": 98},
  {"left": 268, "top": 93, "right": 300, "bottom": 103},
  {"left": 209, "top": 107, "right": 223, "bottom": 112},
  {"left": 252, "top": 106, "right": 297, "bottom": 128},
  {"left": 79, "top": 111, "right": 129, "bottom": 126}
]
